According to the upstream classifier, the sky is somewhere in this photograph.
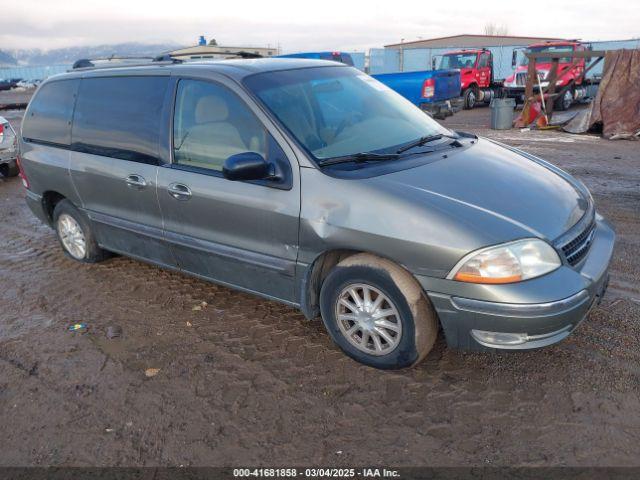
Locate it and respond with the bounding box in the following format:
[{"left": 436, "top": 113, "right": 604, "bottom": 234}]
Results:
[{"left": 2, "top": 0, "right": 639, "bottom": 52}]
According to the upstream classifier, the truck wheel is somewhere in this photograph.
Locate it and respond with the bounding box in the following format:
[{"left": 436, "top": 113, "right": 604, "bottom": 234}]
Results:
[
  {"left": 319, "top": 253, "right": 439, "bottom": 369},
  {"left": 555, "top": 88, "right": 573, "bottom": 111},
  {"left": 0, "top": 161, "right": 19, "bottom": 177},
  {"left": 463, "top": 88, "right": 477, "bottom": 109},
  {"left": 53, "top": 200, "right": 109, "bottom": 263}
]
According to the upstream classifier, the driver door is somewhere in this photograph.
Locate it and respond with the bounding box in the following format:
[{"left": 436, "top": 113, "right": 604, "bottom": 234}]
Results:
[
  {"left": 157, "top": 77, "right": 301, "bottom": 303},
  {"left": 477, "top": 52, "right": 492, "bottom": 88}
]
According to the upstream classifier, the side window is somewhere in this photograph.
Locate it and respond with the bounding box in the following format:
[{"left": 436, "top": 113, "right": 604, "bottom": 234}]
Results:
[
  {"left": 478, "top": 54, "right": 490, "bottom": 68},
  {"left": 72, "top": 76, "right": 169, "bottom": 164},
  {"left": 173, "top": 79, "right": 267, "bottom": 172},
  {"left": 22, "top": 79, "right": 79, "bottom": 146}
]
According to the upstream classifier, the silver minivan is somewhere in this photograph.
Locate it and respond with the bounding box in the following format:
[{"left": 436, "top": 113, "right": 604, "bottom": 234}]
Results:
[{"left": 19, "top": 58, "right": 614, "bottom": 369}]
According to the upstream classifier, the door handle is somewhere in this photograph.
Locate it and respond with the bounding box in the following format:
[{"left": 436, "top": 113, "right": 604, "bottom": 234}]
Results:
[
  {"left": 168, "top": 183, "right": 192, "bottom": 201},
  {"left": 125, "top": 174, "right": 147, "bottom": 189}
]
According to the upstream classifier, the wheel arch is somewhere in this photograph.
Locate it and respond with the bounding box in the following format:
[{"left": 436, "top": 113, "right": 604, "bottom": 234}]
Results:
[
  {"left": 465, "top": 82, "right": 479, "bottom": 91},
  {"left": 299, "top": 249, "right": 419, "bottom": 321},
  {"left": 316, "top": 251, "right": 440, "bottom": 368},
  {"left": 42, "top": 190, "right": 67, "bottom": 226}
]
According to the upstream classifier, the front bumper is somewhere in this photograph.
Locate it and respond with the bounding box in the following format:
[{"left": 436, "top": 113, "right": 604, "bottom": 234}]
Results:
[
  {"left": 418, "top": 216, "right": 615, "bottom": 351},
  {"left": 503, "top": 85, "right": 565, "bottom": 103}
]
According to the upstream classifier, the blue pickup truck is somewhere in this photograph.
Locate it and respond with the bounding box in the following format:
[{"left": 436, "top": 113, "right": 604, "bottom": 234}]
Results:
[{"left": 278, "top": 51, "right": 462, "bottom": 118}]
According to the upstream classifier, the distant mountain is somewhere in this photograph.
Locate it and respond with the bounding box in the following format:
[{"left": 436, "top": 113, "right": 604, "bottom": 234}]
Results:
[
  {"left": 0, "top": 50, "right": 18, "bottom": 66},
  {"left": 8, "top": 42, "right": 184, "bottom": 66}
]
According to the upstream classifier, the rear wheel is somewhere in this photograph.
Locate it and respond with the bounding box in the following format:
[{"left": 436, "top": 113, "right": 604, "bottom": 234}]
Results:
[
  {"left": 463, "top": 87, "right": 477, "bottom": 109},
  {"left": 319, "top": 253, "right": 439, "bottom": 369},
  {"left": 53, "top": 200, "right": 109, "bottom": 263}
]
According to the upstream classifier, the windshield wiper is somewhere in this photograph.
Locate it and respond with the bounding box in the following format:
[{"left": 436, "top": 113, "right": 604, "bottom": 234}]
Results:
[
  {"left": 317, "top": 151, "right": 400, "bottom": 167},
  {"left": 396, "top": 133, "right": 460, "bottom": 154}
]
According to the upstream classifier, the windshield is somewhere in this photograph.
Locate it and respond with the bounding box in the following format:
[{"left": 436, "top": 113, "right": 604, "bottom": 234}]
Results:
[
  {"left": 243, "top": 66, "right": 451, "bottom": 161},
  {"left": 520, "top": 45, "right": 575, "bottom": 65},
  {"left": 439, "top": 53, "right": 477, "bottom": 69}
]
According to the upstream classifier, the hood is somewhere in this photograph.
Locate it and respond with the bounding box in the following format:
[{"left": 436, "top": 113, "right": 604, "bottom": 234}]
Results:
[{"left": 375, "top": 138, "right": 589, "bottom": 242}]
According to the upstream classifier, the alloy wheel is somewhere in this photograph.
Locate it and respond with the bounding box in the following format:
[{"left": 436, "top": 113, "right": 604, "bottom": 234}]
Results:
[
  {"left": 58, "top": 214, "right": 87, "bottom": 259},
  {"left": 335, "top": 283, "right": 402, "bottom": 356}
]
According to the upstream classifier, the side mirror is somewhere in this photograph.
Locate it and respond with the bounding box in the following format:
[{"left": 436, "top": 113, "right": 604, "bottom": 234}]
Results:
[
  {"left": 512, "top": 50, "right": 518, "bottom": 67},
  {"left": 223, "top": 152, "right": 272, "bottom": 181},
  {"left": 431, "top": 58, "right": 437, "bottom": 70}
]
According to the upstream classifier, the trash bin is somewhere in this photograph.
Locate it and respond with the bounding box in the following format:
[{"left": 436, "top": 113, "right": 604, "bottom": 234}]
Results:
[{"left": 490, "top": 98, "right": 516, "bottom": 130}]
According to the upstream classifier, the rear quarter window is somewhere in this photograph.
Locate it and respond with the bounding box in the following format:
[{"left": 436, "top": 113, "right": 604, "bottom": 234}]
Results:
[
  {"left": 22, "top": 79, "right": 79, "bottom": 146},
  {"left": 72, "top": 76, "right": 169, "bottom": 164}
]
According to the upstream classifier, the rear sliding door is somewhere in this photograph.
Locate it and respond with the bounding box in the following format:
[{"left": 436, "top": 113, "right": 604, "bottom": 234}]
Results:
[{"left": 69, "top": 74, "right": 176, "bottom": 267}]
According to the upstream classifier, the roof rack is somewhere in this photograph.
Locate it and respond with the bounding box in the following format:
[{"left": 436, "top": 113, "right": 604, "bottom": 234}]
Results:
[
  {"left": 71, "top": 55, "right": 183, "bottom": 70},
  {"left": 70, "top": 50, "right": 264, "bottom": 71}
]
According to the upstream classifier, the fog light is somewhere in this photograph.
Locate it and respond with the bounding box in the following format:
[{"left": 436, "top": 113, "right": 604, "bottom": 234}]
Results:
[{"left": 471, "top": 329, "right": 528, "bottom": 346}]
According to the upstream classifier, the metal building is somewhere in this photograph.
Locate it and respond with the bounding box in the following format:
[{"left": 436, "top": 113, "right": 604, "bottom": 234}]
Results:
[
  {"left": 168, "top": 44, "right": 279, "bottom": 60},
  {"left": 385, "top": 34, "right": 563, "bottom": 50}
]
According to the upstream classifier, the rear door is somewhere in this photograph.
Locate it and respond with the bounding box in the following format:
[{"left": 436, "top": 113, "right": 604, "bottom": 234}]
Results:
[
  {"left": 156, "top": 76, "right": 300, "bottom": 303},
  {"left": 69, "top": 74, "right": 176, "bottom": 267}
]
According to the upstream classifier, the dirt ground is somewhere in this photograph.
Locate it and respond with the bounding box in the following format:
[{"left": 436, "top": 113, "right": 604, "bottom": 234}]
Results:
[{"left": 1, "top": 99, "right": 639, "bottom": 467}]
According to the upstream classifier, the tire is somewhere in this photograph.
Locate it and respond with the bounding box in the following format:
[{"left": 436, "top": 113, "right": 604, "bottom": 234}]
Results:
[
  {"left": 555, "top": 88, "right": 573, "bottom": 111},
  {"left": 0, "top": 161, "right": 19, "bottom": 177},
  {"left": 53, "top": 199, "right": 109, "bottom": 263},
  {"left": 463, "top": 87, "right": 477, "bottom": 110},
  {"left": 319, "top": 253, "right": 439, "bottom": 369}
]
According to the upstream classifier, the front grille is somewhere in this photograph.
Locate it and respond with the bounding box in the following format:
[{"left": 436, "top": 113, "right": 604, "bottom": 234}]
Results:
[
  {"left": 516, "top": 72, "right": 527, "bottom": 86},
  {"left": 561, "top": 220, "right": 596, "bottom": 266}
]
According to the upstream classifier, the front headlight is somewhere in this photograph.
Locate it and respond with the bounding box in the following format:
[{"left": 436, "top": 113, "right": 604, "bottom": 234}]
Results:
[{"left": 448, "top": 239, "right": 561, "bottom": 284}]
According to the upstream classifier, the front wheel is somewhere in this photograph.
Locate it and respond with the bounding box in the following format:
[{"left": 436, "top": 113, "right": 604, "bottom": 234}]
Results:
[
  {"left": 555, "top": 88, "right": 574, "bottom": 111},
  {"left": 319, "top": 254, "right": 439, "bottom": 369},
  {"left": 463, "top": 87, "right": 477, "bottom": 109}
]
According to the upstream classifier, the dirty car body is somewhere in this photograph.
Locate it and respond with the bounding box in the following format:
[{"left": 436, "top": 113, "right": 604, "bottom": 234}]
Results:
[{"left": 19, "top": 59, "right": 614, "bottom": 367}]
